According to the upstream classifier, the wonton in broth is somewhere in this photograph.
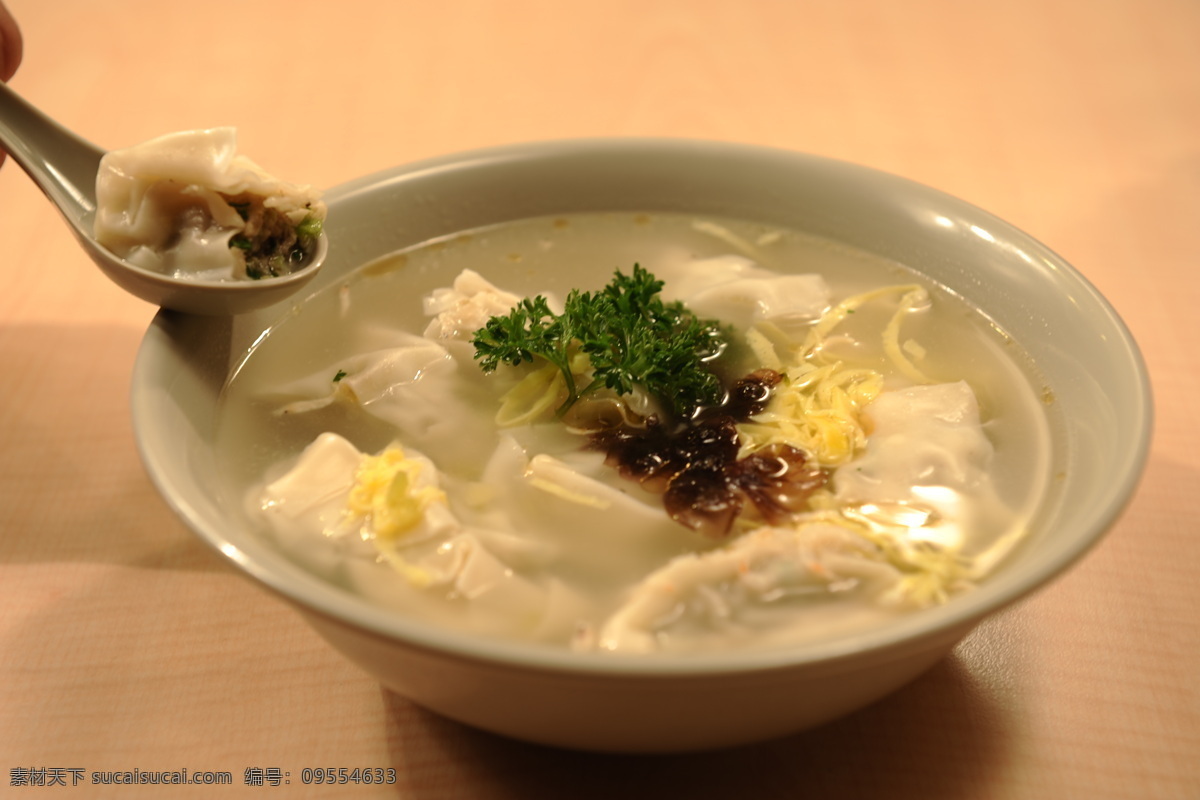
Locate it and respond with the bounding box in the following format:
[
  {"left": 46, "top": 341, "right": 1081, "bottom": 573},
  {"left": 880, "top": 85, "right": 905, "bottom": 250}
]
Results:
[{"left": 215, "top": 213, "right": 1053, "bottom": 654}]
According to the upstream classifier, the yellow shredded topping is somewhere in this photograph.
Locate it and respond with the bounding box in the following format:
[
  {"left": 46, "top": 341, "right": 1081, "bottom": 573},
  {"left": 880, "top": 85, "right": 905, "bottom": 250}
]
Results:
[
  {"left": 738, "top": 284, "right": 932, "bottom": 467},
  {"left": 739, "top": 362, "right": 883, "bottom": 466},
  {"left": 866, "top": 530, "right": 971, "bottom": 606},
  {"left": 346, "top": 446, "right": 444, "bottom": 540},
  {"left": 344, "top": 445, "right": 447, "bottom": 587}
]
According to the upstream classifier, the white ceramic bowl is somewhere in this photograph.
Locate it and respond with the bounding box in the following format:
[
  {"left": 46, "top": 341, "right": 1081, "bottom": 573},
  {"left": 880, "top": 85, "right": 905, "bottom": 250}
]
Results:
[{"left": 131, "top": 140, "right": 1152, "bottom": 753}]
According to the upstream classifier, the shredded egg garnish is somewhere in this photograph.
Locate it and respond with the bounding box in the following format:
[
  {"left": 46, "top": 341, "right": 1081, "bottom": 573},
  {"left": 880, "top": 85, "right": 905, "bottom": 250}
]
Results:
[
  {"left": 346, "top": 446, "right": 445, "bottom": 541},
  {"left": 738, "top": 284, "right": 933, "bottom": 467},
  {"left": 342, "top": 446, "right": 450, "bottom": 588},
  {"left": 738, "top": 361, "right": 883, "bottom": 466}
]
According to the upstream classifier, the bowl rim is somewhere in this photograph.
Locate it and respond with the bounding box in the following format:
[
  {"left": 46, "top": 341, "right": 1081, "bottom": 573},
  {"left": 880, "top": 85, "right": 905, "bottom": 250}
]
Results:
[{"left": 132, "top": 136, "right": 1154, "bottom": 677}]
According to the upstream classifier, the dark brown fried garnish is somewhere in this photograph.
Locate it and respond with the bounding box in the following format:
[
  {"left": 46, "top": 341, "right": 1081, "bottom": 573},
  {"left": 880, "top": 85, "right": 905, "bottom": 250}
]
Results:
[{"left": 589, "top": 369, "right": 827, "bottom": 537}]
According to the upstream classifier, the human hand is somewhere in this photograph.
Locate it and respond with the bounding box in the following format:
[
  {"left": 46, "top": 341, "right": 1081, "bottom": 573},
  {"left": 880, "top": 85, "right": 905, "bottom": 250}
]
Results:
[
  {"left": 0, "top": 1, "right": 21, "bottom": 82},
  {"left": 1, "top": 0, "right": 24, "bottom": 169}
]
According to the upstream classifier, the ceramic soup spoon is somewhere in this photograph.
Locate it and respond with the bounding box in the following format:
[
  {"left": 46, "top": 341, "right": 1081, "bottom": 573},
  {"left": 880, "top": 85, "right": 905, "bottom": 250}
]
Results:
[{"left": 0, "top": 82, "right": 326, "bottom": 315}]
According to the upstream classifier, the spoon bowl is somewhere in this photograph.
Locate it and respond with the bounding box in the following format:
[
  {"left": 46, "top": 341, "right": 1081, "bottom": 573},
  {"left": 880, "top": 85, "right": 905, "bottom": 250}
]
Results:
[{"left": 0, "top": 82, "right": 326, "bottom": 315}]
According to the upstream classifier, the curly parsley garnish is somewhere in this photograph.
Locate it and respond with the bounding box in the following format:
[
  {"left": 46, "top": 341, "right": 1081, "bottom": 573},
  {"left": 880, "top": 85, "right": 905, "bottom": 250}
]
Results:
[{"left": 472, "top": 265, "right": 727, "bottom": 419}]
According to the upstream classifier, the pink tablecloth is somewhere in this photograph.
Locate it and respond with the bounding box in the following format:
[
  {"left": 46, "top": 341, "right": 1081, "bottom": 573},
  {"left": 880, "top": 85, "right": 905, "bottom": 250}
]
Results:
[{"left": 1, "top": 1, "right": 1196, "bottom": 796}]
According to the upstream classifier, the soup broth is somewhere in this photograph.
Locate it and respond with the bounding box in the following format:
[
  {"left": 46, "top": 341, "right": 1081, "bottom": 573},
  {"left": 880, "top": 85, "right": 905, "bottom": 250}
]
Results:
[{"left": 215, "top": 212, "right": 1054, "bottom": 653}]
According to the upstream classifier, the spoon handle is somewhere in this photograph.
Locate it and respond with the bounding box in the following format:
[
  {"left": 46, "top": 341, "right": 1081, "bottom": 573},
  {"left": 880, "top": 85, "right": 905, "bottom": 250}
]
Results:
[{"left": 0, "top": 81, "right": 105, "bottom": 230}]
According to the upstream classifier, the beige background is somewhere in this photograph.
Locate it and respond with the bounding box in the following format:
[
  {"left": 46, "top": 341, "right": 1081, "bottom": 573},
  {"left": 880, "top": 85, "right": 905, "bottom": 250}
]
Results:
[{"left": 1, "top": 1, "right": 1196, "bottom": 797}]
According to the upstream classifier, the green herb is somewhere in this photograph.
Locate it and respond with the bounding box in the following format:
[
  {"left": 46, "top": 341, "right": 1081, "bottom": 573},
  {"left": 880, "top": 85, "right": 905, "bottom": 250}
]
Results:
[
  {"left": 472, "top": 265, "right": 727, "bottom": 419},
  {"left": 229, "top": 235, "right": 253, "bottom": 251},
  {"left": 333, "top": 369, "right": 348, "bottom": 383},
  {"left": 295, "top": 215, "right": 323, "bottom": 240}
]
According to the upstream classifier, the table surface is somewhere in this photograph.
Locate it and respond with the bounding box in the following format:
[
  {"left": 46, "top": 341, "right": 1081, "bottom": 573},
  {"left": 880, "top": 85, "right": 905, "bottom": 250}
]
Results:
[{"left": 1, "top": 1, "right": 1196, "bottom": 797}]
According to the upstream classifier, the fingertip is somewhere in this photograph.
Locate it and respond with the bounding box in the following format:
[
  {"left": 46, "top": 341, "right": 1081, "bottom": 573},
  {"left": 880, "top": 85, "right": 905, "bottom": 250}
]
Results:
[{"left": 0, "top": 1, "right": 23, "bottom": 83}]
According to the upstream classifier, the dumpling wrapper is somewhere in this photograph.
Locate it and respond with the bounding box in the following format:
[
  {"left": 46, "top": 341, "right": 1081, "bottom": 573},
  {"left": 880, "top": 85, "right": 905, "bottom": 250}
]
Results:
[
  {"left": 256, "top": 432, "right": 575, "bottom": 639},
  {"left": 597, "top": 522, "right": 905, "bottom": 653},
  {"left": 475, "top": 433, "right": 704, "bottom": 584},
  {"left": 269, "top": 270, "right": 532, "bottom": 476},
  {"left": 660, "top": 254, "right": 832, "bottom": 334},
  {"left": 271, "top": 332, "right": 497, "bottom": 477},
  {"left": 94, "top": 127, "right": 325, "bottom": 280},
  {"left": 423, "top": 269, "right": 522, "bottom": 344},
  {"left": 833, "top": 381, "right": 1009, "bottom": 555}
]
